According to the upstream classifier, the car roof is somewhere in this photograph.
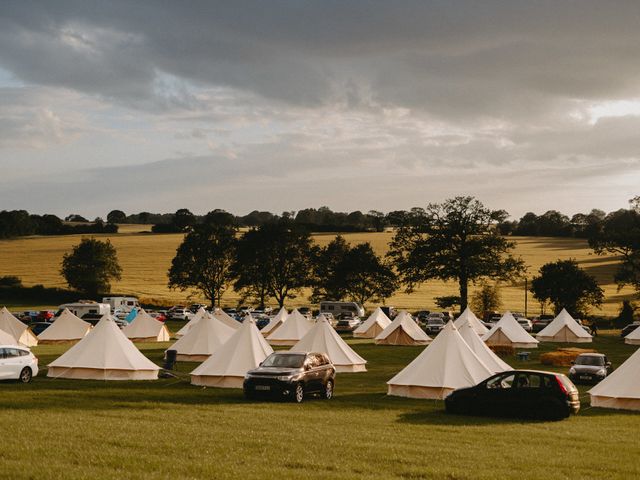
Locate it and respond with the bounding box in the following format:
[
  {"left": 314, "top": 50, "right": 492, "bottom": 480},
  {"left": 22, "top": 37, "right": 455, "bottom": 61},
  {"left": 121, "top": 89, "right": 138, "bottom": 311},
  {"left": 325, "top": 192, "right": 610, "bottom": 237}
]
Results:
[
  {"left": 576, "top": 352, "right": 606, "bottom": 357},
  {"left": 495, "top": 369, "right": 564, "bottom": 376}
]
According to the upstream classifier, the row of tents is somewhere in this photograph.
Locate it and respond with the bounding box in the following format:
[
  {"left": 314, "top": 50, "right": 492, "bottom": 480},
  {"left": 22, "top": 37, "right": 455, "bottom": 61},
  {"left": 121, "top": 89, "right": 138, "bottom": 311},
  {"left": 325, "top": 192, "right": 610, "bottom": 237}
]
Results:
[{"left": 3, "top": 304, "right": 640, "bottom": 411}]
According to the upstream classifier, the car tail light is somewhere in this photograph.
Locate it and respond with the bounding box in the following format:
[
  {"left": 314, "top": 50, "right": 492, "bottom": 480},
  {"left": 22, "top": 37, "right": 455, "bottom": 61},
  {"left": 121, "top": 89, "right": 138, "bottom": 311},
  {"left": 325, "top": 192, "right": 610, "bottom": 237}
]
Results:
[{"left": 555, "top": 375, "right": 568, "bottom": 394}]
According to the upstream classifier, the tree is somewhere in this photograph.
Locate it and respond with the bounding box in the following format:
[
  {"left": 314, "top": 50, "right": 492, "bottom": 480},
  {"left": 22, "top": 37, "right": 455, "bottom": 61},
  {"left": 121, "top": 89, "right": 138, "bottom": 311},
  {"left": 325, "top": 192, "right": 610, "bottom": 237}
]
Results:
[
  {"left": 367, "top": 210, "right": 386, "bottom": 232},
  {"left": 173, "top": 208, "right": 197, "bottom": 232},
  {"left": 434, "top": 295, "right": 461, "bottom": 310},
  {"left": 614, "top": 300, "right": 637, "bottom": 329},
  {"left": 530, "top": 259, "right": 604, "bottom": 317},
  {"left": 388, "top": 196, "right": 525, "bottom": 311},
  {"left": 65, "top": 214, "right": 89, "bottom": 222},
  {"left": 311, "top": 235, "right": 351, "bottom": 302},
  {"left": 261, "top": 222, "right": 315, "bottom": 307},
  {"left": 335, "top": 243, "right": 398, "bottom": 306},
  {"left": 589, "top": 204, "right": 640, "bottom": 293},
  {"left": 168, "top": 222, "right": 238, "bottom": 306},
  {"left": 60, "top": 238, "right": 122, "bottom": 296},
  {"left": 470, "top": 282, "right": 502, "bottom": 319},
  {"left": 107, "top": 210, "right": 126, "bottom": 224},
  {"left": 232, "top": 228, "right": 273, "bottom": 309}
]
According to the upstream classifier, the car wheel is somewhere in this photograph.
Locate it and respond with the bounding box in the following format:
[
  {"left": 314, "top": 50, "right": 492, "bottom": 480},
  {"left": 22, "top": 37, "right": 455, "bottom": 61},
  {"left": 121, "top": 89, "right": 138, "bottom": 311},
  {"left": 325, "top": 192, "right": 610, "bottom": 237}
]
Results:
[
  {"left": 323, "top": 380, "right": 334, "bottom": 400},
  {"left": 293, "top": 383, "right": 304, "bottom": 403},
  {"left": 19, "top": 367, "right": 32, "bottom": 384}
]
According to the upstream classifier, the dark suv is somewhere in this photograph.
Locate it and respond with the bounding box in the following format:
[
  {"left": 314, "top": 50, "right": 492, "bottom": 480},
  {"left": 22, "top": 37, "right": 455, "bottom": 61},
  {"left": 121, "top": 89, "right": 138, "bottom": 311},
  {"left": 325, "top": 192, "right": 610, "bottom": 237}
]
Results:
[
  {"left": 445, "top": 370, "right": 580, "bottom": 420},
  {"left": 243, "top": 352, "right": 336, "bottom": 403}
]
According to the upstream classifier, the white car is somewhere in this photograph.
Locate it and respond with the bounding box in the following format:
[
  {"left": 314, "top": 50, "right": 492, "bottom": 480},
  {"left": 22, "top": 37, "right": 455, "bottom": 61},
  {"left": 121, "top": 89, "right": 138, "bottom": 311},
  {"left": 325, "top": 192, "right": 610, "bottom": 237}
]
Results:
[{"left": 0, "top": 345, "right": 39, "bottom": 382}]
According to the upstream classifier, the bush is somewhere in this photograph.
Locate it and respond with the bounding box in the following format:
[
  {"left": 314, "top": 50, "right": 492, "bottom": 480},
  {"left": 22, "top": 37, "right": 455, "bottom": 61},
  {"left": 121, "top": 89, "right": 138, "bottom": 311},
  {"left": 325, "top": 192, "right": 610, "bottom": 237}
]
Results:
[
  {"left": 540, "top": 348, "right": 596, "bottom": 366},
  {"left": 0, "top": 276, "right": 22, "bottom": 288},
  {"left": 614, "top": 300, "right": 637, "bottom": 329},
  {"left": 488, "top": 345, "right": 515, "bottom": 357}
]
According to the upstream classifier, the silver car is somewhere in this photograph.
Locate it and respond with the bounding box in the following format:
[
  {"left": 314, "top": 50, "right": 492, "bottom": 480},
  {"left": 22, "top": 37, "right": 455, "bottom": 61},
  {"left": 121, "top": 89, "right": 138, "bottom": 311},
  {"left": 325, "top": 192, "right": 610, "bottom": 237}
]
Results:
[{"left": 0, "top": 345, "right": 39, "bottom": 382}]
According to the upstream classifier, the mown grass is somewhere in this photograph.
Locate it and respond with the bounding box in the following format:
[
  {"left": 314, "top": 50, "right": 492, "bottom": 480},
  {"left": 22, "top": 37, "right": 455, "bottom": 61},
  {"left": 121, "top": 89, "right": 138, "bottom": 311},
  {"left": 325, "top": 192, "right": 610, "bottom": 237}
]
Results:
[
  {"left": 0, "top": 332, "right": 639, "bottom": 479},
  {"left": 0, "top": 228, "right": 635, "bottom": 315}
]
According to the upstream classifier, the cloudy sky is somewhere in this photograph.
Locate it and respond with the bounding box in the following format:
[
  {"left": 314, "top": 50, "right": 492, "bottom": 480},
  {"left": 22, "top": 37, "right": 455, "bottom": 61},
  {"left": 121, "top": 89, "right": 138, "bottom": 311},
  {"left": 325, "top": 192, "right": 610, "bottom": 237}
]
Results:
[{"left": 1, "top": 1, "right": 639, "bottom": 219}]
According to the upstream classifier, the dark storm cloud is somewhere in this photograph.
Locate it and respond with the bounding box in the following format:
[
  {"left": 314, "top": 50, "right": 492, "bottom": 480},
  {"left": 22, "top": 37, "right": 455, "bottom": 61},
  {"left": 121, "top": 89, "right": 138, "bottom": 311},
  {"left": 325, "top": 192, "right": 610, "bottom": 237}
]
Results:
[{"left": 2, "top": 1, "right": 640, "bottom": 118}]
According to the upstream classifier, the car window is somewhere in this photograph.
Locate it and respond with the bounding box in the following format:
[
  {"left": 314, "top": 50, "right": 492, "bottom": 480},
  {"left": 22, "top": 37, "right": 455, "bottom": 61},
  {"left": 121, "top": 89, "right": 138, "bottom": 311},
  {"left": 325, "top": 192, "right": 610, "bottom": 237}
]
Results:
[
  {"left": 0, "top": 348, "right": 6, "bottom": 359},
  {"left": 486, "top": 373, "right": 515, "bottom": 389},
  {"left": 515, "top": 374, "right": 541, "bottom": 388},
  {"left": 6, "top": 348, "right": 20, "bottom": 358},
  {"left": 541, "top": 376, "right": 555, "bottom": 389}
]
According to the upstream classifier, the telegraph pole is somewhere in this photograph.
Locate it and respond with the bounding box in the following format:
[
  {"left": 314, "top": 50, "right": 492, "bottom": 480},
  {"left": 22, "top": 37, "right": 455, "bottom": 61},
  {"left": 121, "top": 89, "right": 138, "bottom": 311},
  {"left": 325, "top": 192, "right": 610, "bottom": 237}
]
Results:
[{"left": 524, "top": 277, "right": 528, "bottom": 318}]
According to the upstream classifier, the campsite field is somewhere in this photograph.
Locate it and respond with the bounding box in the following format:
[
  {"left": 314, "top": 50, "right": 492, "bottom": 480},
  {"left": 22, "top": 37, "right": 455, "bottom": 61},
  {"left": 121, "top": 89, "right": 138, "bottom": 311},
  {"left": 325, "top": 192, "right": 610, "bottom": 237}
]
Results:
[
  {"left": 0, "top": 228, "right": 635, "bottom": 315},
  {"left": 1, "top": 331, "right": 639, "bottom": 480}
]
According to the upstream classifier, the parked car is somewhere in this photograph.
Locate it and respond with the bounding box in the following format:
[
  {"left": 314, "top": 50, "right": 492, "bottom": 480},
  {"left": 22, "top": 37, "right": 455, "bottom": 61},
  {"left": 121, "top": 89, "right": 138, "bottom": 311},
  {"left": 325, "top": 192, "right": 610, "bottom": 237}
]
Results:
[
  {"left": 28, "top": 322, "right": 53, "bottom": 336},
  {"left": 380, "top": 306, "right": 397, "bottom": 319},
  {"left": 0, "top": 346, "right": 39, "bottom": 382},
  {"left": 166, "top": 306, "right": 192, "bottom": 321},
  {"left": 298, "top": 307, "right": 312, "bottom": 318},
  {"left": 568, "top": 353, "right": 611, "bottom": 384},
  {"left": 516, "top": 318, "right": 533, "bottom": 332},
  {"left": 424, "top": 317, "right": 445, "bottom": 336},
  {"left": 243, "top": 352, "right": 336, "bottom": 402},
  {"left": 253, "top": 314, "right": 271, "bottom": 330},
  {"left": 620, "top": 322, "right": 640, "bottom": 338},
  {"left": 36, "top": 310, "right": 54, "bottom": 321},
  {"left": 149, "top": 312, "right": 167, "bottom": 322},
  {"left": 335, "top": 314, "right": 362, "bottom": 332},
  {"left": 532, "top": 314, "right": 554, "bottom": 333},
  {"left": 445, "top": 370, "right": 580, "bottom": 420}
]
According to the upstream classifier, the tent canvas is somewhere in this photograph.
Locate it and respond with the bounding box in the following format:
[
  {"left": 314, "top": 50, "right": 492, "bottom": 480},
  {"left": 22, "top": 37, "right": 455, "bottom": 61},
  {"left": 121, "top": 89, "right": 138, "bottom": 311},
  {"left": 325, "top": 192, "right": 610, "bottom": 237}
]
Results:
[
  {"left": 213, "top": 309, "right": 241, "bottom": 330},
  {"left": 589, "top": 347, "right": 640, "bottom": 411},
  {"left": 537, "top": 308, "right": 592, "bottom": 343},
  {"left": 624, "top": 325, "right": 640, "bottom": 345},
  {"left": 191, "top": 317, "right": 274, "bottom": 388},
  {"left": 0, "top": 327, "right": 18, "bottom": 345},
  {"left": 0, "top": 306, "right": 37, "bottom": 346},
  {"left": 453, "top": 307, "right": 488, "bottom": 336},
  {"left": 123, "top": 309, "right": 171, "bottom": 342},
  {"left": 267, "top": 309, "right": 313, "bottom": 346},
  {"left": 375, "top": 311, "right": 431, "bottom": 346},
  {"left": 388, "top": 322, "right": 494, "bottom": 400},
  {"left": 37, "top": 308, "right": 91, "bottom": 344},
  {"left": 291, "top": 315, "right": 367, "bottom": 372},
  {"left": 167, "top": 315, "right": 235, "bottom": 361},
  {"left": 482, "top": 312, "right": 538, "bottom": 349},
  {"left": 175, "top": 307, "right": 208, "bottom": 337},
  {"left": 261, "top": 307, "right": 288, "bottom": 336},
  {"left": 353, "top": 307, "right": 392, "bottom": 339},
  {"left": 47, "top": 316, "right": 159, "bottom": 380},
  {"left": 458, "top": 323, "right": 512, "bottom": 374}
]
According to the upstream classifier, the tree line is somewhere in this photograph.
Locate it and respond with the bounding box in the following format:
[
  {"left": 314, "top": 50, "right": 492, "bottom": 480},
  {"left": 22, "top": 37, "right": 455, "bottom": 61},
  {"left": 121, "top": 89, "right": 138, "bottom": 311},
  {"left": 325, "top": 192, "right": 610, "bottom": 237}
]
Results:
[
  {"left": 42, "top": 195, "right": 640, "bottom": 322},
  {"left": 0, "top": 210, "right": 117, "bottom": 239}
]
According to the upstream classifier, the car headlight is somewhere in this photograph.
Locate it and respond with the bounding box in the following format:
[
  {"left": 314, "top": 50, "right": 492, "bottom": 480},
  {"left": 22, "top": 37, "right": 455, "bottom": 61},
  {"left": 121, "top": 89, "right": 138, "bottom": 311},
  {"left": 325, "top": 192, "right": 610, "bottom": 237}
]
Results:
[
  {"left": 244, "top": 373, "right": 252, "bottom": 380},
  {"left": 276, "top": 374, "right": 300, "bottom": 382},
  {"left": 597, "top": 368, "right": 607, "bottom": 376},
  {"left": 569, "top": 367, "right": 576, "bottom": 375}
]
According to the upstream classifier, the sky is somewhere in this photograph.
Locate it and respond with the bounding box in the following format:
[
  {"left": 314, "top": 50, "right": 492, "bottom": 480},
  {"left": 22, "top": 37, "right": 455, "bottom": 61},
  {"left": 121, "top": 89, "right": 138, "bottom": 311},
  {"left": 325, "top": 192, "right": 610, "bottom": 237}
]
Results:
[{"left": 1, "top": 1, "right": 639, "bottom": 220}]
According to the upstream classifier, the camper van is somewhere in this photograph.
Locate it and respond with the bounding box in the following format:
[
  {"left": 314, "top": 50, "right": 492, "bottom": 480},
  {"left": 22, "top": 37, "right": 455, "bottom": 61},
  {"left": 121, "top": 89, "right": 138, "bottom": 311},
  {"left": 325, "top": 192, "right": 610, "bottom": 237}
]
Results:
[
  {"left": 319, "top": 301, "right": 365, "bottom": 319},
  {"left": 102, "top": 297, "right": 139, "bottom": 313},
  {"left": 57, "top": 302, "right": 111, "bottom": 320}
]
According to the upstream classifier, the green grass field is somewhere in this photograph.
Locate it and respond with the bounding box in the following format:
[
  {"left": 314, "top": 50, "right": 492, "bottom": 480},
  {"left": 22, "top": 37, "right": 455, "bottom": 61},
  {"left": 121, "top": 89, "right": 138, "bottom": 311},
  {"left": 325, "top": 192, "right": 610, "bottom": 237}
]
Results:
[
  {"left": 1, "top": 330, "right": 639, "bottom": 479},
  {"left": 0, "top": 228, "right": 635, "bottom": 315}
]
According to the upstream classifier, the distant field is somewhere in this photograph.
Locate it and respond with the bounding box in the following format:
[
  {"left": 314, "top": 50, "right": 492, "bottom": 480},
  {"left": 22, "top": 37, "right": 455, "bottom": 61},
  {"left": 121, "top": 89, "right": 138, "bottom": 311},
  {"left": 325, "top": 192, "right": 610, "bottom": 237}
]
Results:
[{"left": 0, "top": 227, "right": 635, "bottom": 315}]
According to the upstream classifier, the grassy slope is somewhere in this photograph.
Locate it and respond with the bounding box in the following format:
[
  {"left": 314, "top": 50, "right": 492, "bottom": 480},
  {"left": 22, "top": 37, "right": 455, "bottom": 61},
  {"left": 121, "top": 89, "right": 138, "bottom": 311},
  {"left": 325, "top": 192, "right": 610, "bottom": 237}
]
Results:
[
  {"left": 0, "top": 229, "right": 635, "bottom": 315},
  {"left": 1, "top": 332, "right": 639, "bottom": 480}
]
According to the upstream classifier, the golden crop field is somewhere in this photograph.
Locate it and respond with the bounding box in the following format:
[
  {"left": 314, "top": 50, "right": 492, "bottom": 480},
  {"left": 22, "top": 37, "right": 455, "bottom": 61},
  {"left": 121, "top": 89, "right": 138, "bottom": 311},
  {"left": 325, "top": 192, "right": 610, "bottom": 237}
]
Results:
[{"left": 0, "top": 227, "right": 635, "bottom": 316}]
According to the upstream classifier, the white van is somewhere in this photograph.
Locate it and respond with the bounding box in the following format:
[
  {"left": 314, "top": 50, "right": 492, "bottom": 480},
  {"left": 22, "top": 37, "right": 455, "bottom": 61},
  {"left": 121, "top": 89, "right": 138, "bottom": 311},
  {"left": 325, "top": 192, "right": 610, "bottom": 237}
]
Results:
[
  {"left": 102, "top": 297, "right": 139, "bottom": 313},
  {"left": 58, "top": 302, "right": 111, "bottom": 319},
  {"left": 319, "top": 301, "right": 365, "bottom": 319}
]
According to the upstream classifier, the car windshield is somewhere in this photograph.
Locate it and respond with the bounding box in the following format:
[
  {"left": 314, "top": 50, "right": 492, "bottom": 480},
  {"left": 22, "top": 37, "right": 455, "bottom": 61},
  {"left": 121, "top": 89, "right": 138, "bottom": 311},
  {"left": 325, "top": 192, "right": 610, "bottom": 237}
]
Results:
[
  {"left": 427, "top": 319, "right": 444, "bottom": 325},
  {"left": 575, "top": 356, "right": 605, "bottom": 366},
  {"left": 261, "top": 353, "right": 305, "bottom": 368}
]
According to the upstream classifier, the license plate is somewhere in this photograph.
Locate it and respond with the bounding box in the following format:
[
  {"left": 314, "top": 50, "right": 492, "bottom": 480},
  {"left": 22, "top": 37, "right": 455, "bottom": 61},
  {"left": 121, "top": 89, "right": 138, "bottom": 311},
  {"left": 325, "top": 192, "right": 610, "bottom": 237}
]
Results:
[{"left": 255, "top": 385, "right": 270, "bottom": 391}]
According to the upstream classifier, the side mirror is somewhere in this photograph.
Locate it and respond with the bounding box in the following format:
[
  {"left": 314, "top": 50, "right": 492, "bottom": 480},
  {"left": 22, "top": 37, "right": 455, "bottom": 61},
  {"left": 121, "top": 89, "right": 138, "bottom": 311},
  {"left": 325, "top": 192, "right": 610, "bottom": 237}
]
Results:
[{"left": 606, "top": 362, "right": 612, "bottom": 367}]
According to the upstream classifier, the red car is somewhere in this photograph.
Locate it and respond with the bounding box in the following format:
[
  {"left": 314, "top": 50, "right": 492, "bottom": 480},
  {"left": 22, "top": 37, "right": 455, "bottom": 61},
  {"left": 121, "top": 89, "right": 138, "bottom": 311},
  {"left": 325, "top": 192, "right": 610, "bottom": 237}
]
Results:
[{"left": 37, "top": 310, "right": 54, "bottom": 321}]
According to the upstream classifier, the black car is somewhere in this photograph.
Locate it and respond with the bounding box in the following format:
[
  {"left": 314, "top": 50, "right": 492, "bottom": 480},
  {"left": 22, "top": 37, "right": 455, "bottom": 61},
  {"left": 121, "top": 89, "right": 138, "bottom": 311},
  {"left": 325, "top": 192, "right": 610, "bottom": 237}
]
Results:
[
  {"left": 445, "top": 370, "right": 580, "bottom": 420},
  {"left": 568, "top": 353, "right": 611, "bottom": 384},
  {"left": 243, "top": 352, "right": 336, "bottom": 403},
  {"left": 28, "top": 321, "right": 53, "bottom": 336},
  {"left": 532, "top": 315, "right": 555, "bottom": 333}
]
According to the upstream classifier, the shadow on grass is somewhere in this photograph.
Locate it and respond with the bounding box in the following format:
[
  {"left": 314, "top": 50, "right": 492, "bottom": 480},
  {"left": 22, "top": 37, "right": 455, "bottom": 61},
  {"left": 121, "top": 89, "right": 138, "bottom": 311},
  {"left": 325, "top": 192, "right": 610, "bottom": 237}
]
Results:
[{"left": 395, "top": 409, "right": 548, "bottom": 426}]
